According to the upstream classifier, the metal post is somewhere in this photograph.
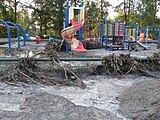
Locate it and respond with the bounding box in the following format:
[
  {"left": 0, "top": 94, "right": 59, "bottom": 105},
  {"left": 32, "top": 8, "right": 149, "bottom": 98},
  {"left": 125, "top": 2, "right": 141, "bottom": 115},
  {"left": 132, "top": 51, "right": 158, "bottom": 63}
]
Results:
[
  {"left": 158, "top": 31, "right": 160, "bottom": 49},
  {"left": 135, "top": 23, "right": 139, "bottom": 46},
  {"left": 0, "top": 19, "right": 12, "bottom": 53},
  {"left": 101, "top": 18, "right": 105, "bottom": 47},
  {"left": 122, "top": 21, "right": 126, "bottom": 50},
  {"left": 106, "top": 20, "right": 109, "bottom": 46},
  {"left": 129, "top": 21, "right": 132, "bottom": 40},
  {"left": 117, "top": 20, "right": 120, "bottom": 44},
  {"left": 78, "top": 3, "right": 83, "bottom": 42},
  {"left": 16, "top": 24, "right": 27, "bottom": 46},
  {"left": 65, "top": 1, "right": 69, "bottom": 55},
  {"left": 7, "top": 22, "right": 21, "bottom": 49},
  {"left": 112, "top": 22, "right": 115, "bottom": 44}
]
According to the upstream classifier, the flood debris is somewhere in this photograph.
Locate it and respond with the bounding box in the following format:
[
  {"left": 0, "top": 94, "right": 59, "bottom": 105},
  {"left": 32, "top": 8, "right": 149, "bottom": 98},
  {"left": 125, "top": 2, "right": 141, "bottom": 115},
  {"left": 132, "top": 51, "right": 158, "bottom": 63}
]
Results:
[
  {"left": 1, "top": 42, "right": 85, "bottom": 88},
  {"left": 89, "top": 53, "right": 159, "bottom": 78},
  {"left": 83, "top": 40, "right": 101, "bottom": 50}
]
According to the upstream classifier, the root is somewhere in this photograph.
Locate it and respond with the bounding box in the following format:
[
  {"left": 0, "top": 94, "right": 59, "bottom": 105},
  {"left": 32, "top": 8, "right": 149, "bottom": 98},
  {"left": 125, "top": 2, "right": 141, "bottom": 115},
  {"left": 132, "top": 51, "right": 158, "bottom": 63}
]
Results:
[
  {"left": 1, "top": 43, "right": 85, "bottom": 88},
  {"left": 90, "top": 54, "right": 159, "bottom": 78}
]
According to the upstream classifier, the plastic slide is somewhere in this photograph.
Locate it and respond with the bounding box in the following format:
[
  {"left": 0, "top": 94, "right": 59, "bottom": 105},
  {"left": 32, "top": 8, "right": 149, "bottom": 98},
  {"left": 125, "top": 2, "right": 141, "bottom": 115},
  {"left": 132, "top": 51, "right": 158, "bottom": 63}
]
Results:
[
  {"left": 130, "top": 36, "right": 149, "bottom": 50},
  {"left": 61, "top": 19, "right": 87, "bottom": 53},
  {"left": 136, "top": 41, "right": 149, "bottom": 50}
]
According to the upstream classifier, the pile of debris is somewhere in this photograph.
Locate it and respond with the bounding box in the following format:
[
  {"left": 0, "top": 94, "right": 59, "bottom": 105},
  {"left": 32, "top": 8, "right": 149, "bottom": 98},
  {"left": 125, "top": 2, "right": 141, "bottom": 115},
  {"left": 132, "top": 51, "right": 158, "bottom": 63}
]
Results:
[
  {"left": 1, "top": 42, "right": 85, "bottom": 88},
  {"left": 90, "top": 53, "right": 159, "bottom": 78}
]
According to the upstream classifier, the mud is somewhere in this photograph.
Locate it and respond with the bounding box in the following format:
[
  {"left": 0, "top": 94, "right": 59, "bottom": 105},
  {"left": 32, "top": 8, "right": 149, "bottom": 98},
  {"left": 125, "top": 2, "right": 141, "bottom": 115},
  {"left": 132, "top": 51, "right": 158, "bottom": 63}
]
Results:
[
  {"left": 0, "top": 41, "right": 159, "bottom": 119},
  {"left": 118, "top": 75, "right": 160, "bottom": 120},
  {"left": 0, "top": 74, "right": 159, "bottom": 120},
  {"left": 0, "top": 92, "right": 123, "bottom": 120}
]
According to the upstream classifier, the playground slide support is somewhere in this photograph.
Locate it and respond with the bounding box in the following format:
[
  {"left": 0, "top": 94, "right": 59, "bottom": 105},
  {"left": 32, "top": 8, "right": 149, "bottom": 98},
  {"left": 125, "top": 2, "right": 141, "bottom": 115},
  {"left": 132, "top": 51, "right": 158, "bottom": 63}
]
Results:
[
  {"left": 6, "top": 22, "right": 21, "bottom": 49},
  {"left": 0, "top": 19, "right": 11, "bottom": 53}
]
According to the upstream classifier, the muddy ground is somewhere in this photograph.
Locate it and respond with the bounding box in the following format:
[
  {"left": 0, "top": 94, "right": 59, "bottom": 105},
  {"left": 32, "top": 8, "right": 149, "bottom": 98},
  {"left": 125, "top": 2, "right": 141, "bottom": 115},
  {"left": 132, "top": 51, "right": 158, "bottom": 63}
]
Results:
[
  {"left": 118, "top": 74, "right": 160, "bottom": 120},
  {"left": 0, "top": 41, "right": 159, "bottom": 120}
]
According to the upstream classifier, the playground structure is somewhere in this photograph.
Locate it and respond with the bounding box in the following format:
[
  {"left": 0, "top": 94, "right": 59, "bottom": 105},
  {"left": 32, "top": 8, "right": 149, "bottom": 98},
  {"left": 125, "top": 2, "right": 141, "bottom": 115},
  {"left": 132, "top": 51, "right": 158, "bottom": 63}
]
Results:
[
  {"left": 141, "top": 26, "right": 160, "bottom": 40},
  {"left": 61, "top": 1, "right": 87, "bottom": 54},
  {"left": 105, "top": 20, "right": 160, "bottom": 51},
  {"left": 61, "top": 1, "right": 106, "bottom": 54},
  {"left": 0, "top": 19, "right": 27, "bottom": 53},
  {"left": 61, "top": 0, "right": 159, "bottom": 54}
]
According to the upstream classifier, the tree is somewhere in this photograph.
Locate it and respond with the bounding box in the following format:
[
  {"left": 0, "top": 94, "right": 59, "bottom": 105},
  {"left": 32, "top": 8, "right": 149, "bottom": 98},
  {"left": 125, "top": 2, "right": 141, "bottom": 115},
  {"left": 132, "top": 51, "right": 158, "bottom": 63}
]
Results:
[
  {"left": 24, "top": 0, "right": 66, "bottom": 38},
  {"left": 85, "top": 0, "right": 111, "bottom": 19}
]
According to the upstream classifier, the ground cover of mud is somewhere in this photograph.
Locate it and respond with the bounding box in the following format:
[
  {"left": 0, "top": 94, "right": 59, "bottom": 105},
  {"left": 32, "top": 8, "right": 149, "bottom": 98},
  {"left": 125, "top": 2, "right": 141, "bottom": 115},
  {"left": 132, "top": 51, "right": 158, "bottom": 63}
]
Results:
[
  {"left": 0, "top": 92, "right": 122, "bottom": 120},
  {"left": 118, "top": 75, "right": 160, "bottom": 120},
  {"left": 0, "top": 41, "right": 159, "bottom": 120}
]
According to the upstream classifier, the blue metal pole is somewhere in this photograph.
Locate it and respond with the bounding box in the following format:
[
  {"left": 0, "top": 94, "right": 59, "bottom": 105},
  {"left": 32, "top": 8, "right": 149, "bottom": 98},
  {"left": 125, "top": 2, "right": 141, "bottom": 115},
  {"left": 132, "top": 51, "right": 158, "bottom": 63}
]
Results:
[
  {"left": 0, "top": 19, "right": 12, "bottom": 53},
  {"left": 135, "top": 23, "right": 139, "bottom": 46},
  {"left": 117, "top": 20, "right": 120, "bottom": 44},
  {"left": 78, "top": 3, "right": 83, "bottom": 42},
  {"left": 129, "top": 21, "right": 132, "bottom": 29},
  {"left": 122, "top": 21, "right": 126, "bottom": 50},
  {"left": 128, "top": 21, "right": 132, "bottom": 40},
  {"left": 101, "top": 18, "right": 105, "bottom": 47},
  {"left": 6, "top": 22, "right": 21, "bottom": 49},
  {"left": 106, "top": 20, "right": 109, "bottom": 46},
  {"left": 65, "top": 1, "right": 69, "bottom": 55},
  {"left": 112, "top": 22, "right": 115, "bottom": 44},
  {"left": 16, "top": 24, "right": 27, "bottom": 46},
  {"left": 158, "top": 31, "right": 160, "bottom": 49}
]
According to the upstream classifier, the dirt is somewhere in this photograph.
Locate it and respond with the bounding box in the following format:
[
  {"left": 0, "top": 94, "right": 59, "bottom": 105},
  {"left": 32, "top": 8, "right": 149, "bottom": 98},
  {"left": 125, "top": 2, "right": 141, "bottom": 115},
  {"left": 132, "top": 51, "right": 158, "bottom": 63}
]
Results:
[
  {"left": 118, "top": 77, "right": 160, "bottom": 120},
  {"left": 0, "top": 41, "right": 159, "bottom": 120},
  {"left": 0, "top": 92, "right": 122, "bottom": 120},
  {"left": 0, "top": 74, "right": 159, "bottom": 120}
]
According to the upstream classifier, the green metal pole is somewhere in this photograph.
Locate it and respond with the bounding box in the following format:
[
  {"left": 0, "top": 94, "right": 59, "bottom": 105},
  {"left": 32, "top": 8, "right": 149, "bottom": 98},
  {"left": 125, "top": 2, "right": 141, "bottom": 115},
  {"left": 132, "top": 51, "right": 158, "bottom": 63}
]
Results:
[
  {"left": 0, "top": 58, "right": 102, "bottom": 62},
  {"left": 0, "top": 57, "right": 159, "bottom": 62}
]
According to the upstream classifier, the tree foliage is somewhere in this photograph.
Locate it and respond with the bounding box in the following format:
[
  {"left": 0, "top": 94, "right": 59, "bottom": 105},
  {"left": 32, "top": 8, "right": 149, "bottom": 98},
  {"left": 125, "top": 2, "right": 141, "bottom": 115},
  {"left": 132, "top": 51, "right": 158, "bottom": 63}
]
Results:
[
  {"left": 0, "top": 0, "right": 159, "bottom": 38},
  {"left": 115, "top": 0, "right": 160, "bottom": 27}
]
